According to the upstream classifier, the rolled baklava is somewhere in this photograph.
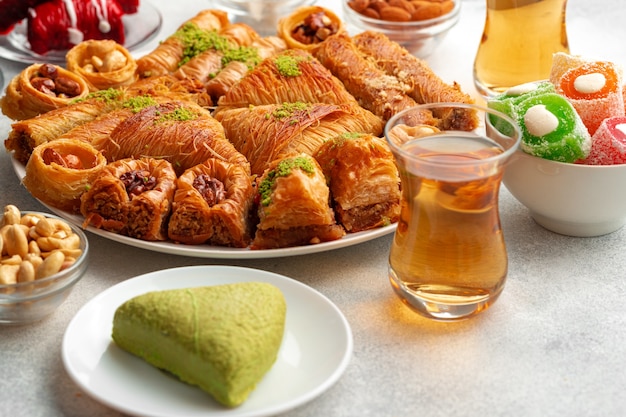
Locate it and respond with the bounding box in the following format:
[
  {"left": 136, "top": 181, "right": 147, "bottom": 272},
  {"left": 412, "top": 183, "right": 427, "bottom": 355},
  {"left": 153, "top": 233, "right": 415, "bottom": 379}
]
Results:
[
  {"left": 80, "top": 157, "right": 177, "bottom": 241},
  {"left": 168, "top": 158, "right": 255, "bottom": 247}
]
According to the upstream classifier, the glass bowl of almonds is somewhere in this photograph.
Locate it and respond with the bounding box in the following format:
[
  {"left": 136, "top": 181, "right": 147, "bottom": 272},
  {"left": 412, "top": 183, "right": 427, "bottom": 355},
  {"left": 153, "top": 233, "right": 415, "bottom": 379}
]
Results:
[
  {"left": 0, "top": 206, "right": 89, "bottom": 325},
  {"left": 343, "top": 0, "right": 461, "bottom": 58}
]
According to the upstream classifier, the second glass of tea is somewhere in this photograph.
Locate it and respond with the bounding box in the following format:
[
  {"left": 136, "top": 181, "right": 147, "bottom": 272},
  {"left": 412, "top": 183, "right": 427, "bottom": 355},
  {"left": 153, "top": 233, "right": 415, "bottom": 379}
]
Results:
[
  {"left": 384, "top": 103, "right": 521, "bottom": 321},
  {"left": 473, "top": 0, "right": 569, "bottom": 98}
]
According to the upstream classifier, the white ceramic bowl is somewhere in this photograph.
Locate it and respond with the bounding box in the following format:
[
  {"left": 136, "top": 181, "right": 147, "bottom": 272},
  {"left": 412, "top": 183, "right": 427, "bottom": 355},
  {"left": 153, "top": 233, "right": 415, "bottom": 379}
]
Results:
[
  {"left": 0, "top": 212, "right": 89, "bottom": 324},
  {"left": 503, "top": 151, "right": 626, "bottom": 237},
  {"left": 342, "top": 0, "right": 461, "bottom": 58}
]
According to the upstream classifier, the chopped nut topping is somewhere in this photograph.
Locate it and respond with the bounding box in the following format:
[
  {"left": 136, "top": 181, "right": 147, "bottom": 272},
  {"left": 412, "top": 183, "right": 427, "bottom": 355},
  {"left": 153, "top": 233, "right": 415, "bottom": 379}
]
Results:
[
  {"left": 120, "top": 170, "right": 157, "bottom": 197},
  {"left": 291, "top": 12, "right": 339, "bottom": 45}
]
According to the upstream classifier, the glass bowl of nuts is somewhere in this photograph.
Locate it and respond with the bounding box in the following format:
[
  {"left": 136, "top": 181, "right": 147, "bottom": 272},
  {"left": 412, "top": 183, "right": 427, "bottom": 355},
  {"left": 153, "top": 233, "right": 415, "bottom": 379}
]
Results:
[
  {"left": 0, "top": 206, "right": 89, "bottom": 325},
  {"left": 212, "top": 0, "right": 317, "bottom": 37},
  {"left": 343, "top": 0, "right": 461, "bottom": 58}
]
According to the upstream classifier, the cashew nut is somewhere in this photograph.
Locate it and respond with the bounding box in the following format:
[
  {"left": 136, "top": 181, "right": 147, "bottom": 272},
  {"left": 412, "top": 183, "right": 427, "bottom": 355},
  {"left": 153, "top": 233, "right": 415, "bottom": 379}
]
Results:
[
  {"left": 1, "top": 254, "right": 23, "bottom": 266},
  {"left": 18, "top": 261, "right": 36, "bottom": 283},
  {"left": 20, "top": 213, "right": 44, "bottom": 228},
  {"left": 1, "top": 205, "right": 83, "bottom": 289},
  {"left": 0, "top": 264, "right": 19, "bottom": 285},
  {"left": 34, "top": 217, "right": 55, "bottom": 238},
  {"left": 5, "top": 224, "right": 29, "bottom": 259},
  {"left": 24, "top": 254, "right": 43, "bottom": 270},
  {"left": 36, "top": 233, "right": 80, "bottom": 252},
  {"left": 2, "top": 205, "right": 21, "bottom": 226},
  {"left": 36, "top": 250, "right": 66, "bottom": 279},
  {"left": 28, "top": 240, "right": 41, "bottom": 256}
]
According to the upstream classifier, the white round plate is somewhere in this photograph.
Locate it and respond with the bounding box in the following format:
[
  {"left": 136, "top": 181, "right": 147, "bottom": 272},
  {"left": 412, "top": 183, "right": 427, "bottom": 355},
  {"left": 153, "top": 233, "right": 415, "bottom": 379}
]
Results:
[
  {"left": 11, "top": 158, "right": 396, "bottom": 259},
  {"left": 62, "top": 265, "right": 353, "bottom": 417},
  {"left": 0, "top": 1, "right": 162, "bottom": 65}
]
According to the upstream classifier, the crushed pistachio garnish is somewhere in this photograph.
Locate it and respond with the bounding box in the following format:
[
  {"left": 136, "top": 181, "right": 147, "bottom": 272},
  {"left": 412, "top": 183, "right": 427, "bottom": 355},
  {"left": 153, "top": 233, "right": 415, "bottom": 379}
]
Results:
[
  {"left": 122, "top": 96, "right": 158, "bottom": 113},
  {"left": 274, "top": 54, "right": 307, "bottom": 77},
  {"left": 155, "top": 106, "right": 198, "bottom": 123},
  {"left": 71, "top": 88, "right": 122, "bottom": 104},
  {"left": 174, "top": 23, "right": 260, "bottom": 68},
  {"left": 329, "top": 132, "right": 364, "bottom": 148},
  {"left": 340, "top": 132, "right": 364, "bottom": 140},
  {"left": 270, "top": 102, "right": 311, "bottom": 120},
  {"left": 258, "top": 156, "right": 315, "bottom": 206},
  {"left": 175, "top": 23, "right": 232, "bottom": 66},
  {"left": 222, "top": 46, "right": 261, "bottom": 68}
]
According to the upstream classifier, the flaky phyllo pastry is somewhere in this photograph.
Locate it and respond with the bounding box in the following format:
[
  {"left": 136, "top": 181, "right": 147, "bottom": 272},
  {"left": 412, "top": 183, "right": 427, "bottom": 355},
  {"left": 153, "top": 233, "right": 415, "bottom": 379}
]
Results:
[
  {"left": 214, "top": 48, "right": 382, "bottom": 132},
  {"left": 65, "top": 39, "right": 138, "bottom": 91},
  {"left": 136, "top": 9, "right": 230, "bottom": 78},
  {"left": 5, "top": 75, "right": 212, "bottom": 164},
  {"left": 55, "top": 104, "right": 146, "bottom": 152},
  {"left": 99, "top": 100, "right": 250, "bottom": 175},
  {"left": 173, "top": 22, "right": 286, "bottom": 94},
  {"left": 6, "top": 92, "right": 123, "bottom": 164},
  {"left": 204, "top": 35, "right": 287, "bottom": 102},
  {"left": 172, "top": 23, "right": 287, "bottom": 105},
  {"left": 252, "top": 153, "right": 344, "bottom": 250},
  {"left": 215, "top": 48, "right": 351, "bottom": 108},
  {"left": 315, "top": 133, "right": 401, "bottom": 232},
  {"left": 172, "top": 22, "right": 262, "bottom": 83},
  {"left": 216, "top": 101, "right": 381, "bottom": 175},
  {"left": 23, "top": 139, "right": 107, "bottom": 213},
  {"left": 1, "top": 63, "right": 91, "bottom": 121},
  {"left": 314, "top": 33, "right": 419, "bottom": 122},
  {"left": 352, "top": 31, "right": 479, "bottom": 131},
  {"left": 80, "top": 158, "right": 177, "bottom": 241},
  {"left": 168, "top": 158, "right": 254, "bottom": 247}
]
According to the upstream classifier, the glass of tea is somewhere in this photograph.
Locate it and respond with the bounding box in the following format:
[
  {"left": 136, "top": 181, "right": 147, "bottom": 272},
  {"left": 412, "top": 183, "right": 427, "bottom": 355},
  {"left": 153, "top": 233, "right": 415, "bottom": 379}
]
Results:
[
  {"left": 473, "top": 0, "right": 569, "bottom": 98},
  {"left": 384, "top": 103, "right": 521, "bottom": 321}
]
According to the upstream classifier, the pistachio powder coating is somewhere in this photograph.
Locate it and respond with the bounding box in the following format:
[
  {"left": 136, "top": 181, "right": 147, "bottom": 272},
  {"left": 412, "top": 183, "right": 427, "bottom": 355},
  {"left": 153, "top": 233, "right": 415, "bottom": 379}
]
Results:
[
  {"left": 258, "top": 156, "right": 316, "bottom": 206},
  {"left": 174, "top": 23, "right": 260, "bottom": 68},
  {"left": 273, "top": 54, "right": 311, "bottom": 77}
]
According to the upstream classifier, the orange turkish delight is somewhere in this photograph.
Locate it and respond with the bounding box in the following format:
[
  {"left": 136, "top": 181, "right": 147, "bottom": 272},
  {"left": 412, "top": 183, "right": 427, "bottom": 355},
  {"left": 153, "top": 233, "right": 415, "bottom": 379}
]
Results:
[{"left": 557, "top": 61, "right": 624, "bottom": 135}]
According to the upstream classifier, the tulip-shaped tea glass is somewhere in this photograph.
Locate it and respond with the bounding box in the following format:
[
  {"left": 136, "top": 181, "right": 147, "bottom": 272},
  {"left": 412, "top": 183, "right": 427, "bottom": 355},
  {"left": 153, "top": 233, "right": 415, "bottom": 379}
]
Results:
[
  {"left": 473, "top": 0, "right": 569, "bottom": 98},
  {"left": 384, "top": 103, "right": 521, "bottom": 321}
]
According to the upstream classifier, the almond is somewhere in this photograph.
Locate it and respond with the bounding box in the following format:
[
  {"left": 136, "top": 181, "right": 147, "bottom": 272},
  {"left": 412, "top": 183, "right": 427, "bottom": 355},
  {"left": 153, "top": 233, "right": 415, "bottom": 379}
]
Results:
[
  {"left": 362, "top": 7, "right": 381, "bottom": 19},
  {"left": 352, "top": 0, "right": 455, "bottom": 22},
  {"left": 348, "top": 0, "right": 370, "bottom": 13},
  {"left": 369, "top": 0, "right": 390, "bottom": 13},
  {"left": 412, "top": 2, "right": 442, "bottom": 20},
  {"left": 380, "top": 6, "right": 412, "bottom": 21},
  {"left": 441, "top": 0, "right": 455, "bottom": 14},
  {"left": 389, "top": 0, "right": 416, "bottom": 14}
]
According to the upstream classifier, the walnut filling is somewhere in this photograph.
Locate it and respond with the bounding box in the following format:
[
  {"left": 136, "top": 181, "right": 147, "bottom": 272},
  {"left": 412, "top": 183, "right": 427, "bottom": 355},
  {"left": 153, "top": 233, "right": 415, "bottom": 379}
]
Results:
[
  {"left": 290, "top": 12, "right": 339, "bottom": 45},
  {"left": 193, "top": 174, "right": 226, "bottom": 206},
  {"left": 120, "top": 170, "right": 157, "bottom": 197}
]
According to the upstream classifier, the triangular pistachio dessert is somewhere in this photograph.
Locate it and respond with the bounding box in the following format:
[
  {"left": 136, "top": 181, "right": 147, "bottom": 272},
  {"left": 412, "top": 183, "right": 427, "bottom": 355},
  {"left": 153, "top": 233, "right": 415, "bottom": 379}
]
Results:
[{"left": 111, "top": 282, "right": 287, "bottom": 407}]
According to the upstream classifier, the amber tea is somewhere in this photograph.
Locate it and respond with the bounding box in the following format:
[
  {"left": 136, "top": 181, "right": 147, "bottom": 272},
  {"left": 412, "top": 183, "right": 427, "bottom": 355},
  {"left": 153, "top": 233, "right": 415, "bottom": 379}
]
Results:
[
  {"left": 385, "top": 104, "right": 520, "bottom": 321},
  {"left": 389, "top": 135, "right": 507, "bottom": 319},
  {"left": 473, "top": 0, "right": 569, "bottom": 97}
]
